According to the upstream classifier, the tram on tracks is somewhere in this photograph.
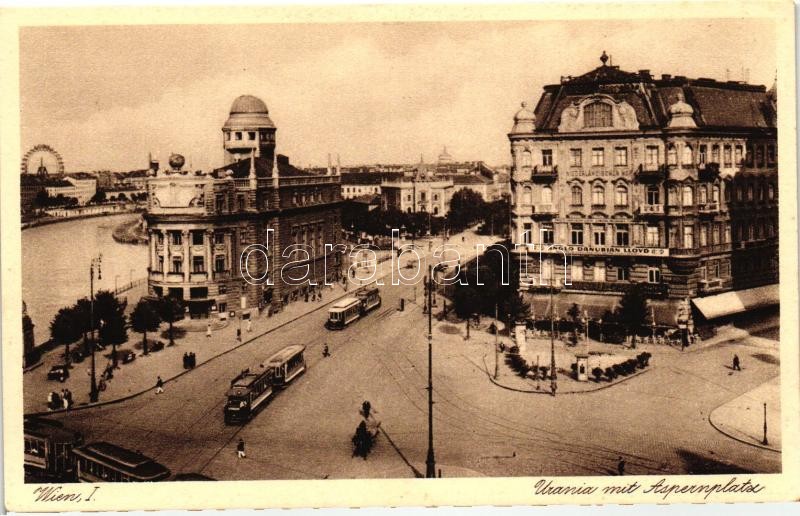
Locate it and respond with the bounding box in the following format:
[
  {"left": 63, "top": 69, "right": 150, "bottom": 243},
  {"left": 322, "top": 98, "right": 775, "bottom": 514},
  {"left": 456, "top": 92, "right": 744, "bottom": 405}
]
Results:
[
  {"left": 72, "top": 442, "right": 171, "bottom": 482},
  {"left": 224, "top": 344, "right": 306, "bottom": 424},
  {"left": 325, "top": 286, "right": 381, "bottom": 330},
  {"left": 24, "top": 417, "right": 81, "bottom": 482}
]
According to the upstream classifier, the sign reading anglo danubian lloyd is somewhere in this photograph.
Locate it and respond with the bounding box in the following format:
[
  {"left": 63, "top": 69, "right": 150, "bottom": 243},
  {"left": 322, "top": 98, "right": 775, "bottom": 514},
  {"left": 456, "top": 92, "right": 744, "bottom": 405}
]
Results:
[
  {"left": 2, "top": 1, "right": 798, "bottom": 512},
  {"left": 521, "top": 243, "right": 670, "bottom": 257}
]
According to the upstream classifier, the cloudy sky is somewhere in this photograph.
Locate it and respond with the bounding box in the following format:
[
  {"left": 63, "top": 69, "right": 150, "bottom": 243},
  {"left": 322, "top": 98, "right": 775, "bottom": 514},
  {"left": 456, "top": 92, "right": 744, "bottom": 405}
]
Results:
[{"left": 20, "top": 19, "right": 775, "bottom": 172}]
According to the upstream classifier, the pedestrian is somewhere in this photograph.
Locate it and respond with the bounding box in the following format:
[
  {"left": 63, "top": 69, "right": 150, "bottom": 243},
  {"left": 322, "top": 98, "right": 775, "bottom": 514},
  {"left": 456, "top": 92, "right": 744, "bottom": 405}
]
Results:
[
  {"left": 155, "top": 376, "right": 164, "bottom": 394},
  {"left": 733, "top": 354, "right": 741, "bottom": 371},
  {"left": 206, "top": 323, "right": 212, "bottom": 339},
  {"left": 236, "top": 328, "right": 242, "bottom": 342},
  {"left": 183, "top": 353, "right": 188, "bottom": 369},
  {"left": 247, "top": 319, "right": 252, "bottom": 333},
  {"left": 52, "top": 391, "right": 61, "bottom": 410},
  {"left": 47, "top": 391, "right": 54, "bottom": 410},
  {"left": 62, "top": 394, "right": 69, "bottom": 410},
  {"left": 362, "top": 400, "right": 371, "bottom": 419},
  {"left": 237, "top": 438, "right": 246, "bottom": 458},
  {"left": 190, "top": 352, "right": 196, "bottom": 368},
  {"left": 617, "top": 457, "right": 626, "bottom": 475},
  {"left": 65, "top": 389, "right": 73, "bottom": 408},
  {"left": 323, "top": 343, "right": 330, "bottom": 357}
]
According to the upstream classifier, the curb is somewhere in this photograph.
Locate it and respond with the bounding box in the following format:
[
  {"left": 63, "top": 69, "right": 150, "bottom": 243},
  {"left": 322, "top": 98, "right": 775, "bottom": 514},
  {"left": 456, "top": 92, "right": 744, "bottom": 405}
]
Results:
[
  {"left": 707, "top": 378, "right": 781, "bottom": 454},
  {"left": 481, "top": 354, "right": 651, "bottom": 395},
  {"left": 23, "top": 361, "right": 44, "bottom": 374}
]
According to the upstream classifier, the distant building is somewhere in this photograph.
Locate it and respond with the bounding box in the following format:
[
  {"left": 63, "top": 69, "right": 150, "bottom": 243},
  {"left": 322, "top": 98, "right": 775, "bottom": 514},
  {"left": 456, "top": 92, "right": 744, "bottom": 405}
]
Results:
[
  {"left": 509, "top": 53, "right": 778, "bottom": 325},
  {"left": 20, "top": 174, "right": 45, "bottom": 214},
  {"left": 145, "top": 95, "right": 343, "bottom": 318},
  {"left": 94, "top": 170, "right": 115, "bottom": 190},
  {"left": 44, "top": 174, "right": 97, "bottom": 205},
  {"left": 381, "top": 170, "right": 453, "bottom": 216},
  {"left": 340, "top": 171, "right": 404, "bottom": 200}
]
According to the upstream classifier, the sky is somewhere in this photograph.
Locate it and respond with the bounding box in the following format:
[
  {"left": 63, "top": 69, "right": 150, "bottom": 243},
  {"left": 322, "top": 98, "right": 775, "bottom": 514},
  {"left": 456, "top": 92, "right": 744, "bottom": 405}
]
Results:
[{"left": 20, "top": 19, "right": 776, "bottom": 172}]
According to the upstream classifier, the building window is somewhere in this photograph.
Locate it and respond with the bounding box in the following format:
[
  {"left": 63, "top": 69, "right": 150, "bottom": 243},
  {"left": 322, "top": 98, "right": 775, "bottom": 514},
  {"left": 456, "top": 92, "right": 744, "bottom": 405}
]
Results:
[
  {"left": 711, "top": 144, "right": 720, "bottom": 164},
  {"left": 592, "top": 184, "right": 605, "bottom": 205},
  {"left": 523, "top": 223, "right": 533, "bottom": 244},
  {"left": 192, "top": 256, "right": 205, "bottom": 273},
  {"left": 192, "top": 231, "right": 204, "bottom": 246},
  {"left": 215, "top": 256, "right": 225, "bottom": 273},
  {"left": 157, "top": 256, "right": 164, "bottom": 272},
  {"left": 614, "top": 184, "right": 628, "bottom": 206},
  {"left": 756, "top": 146, "right": 764, "bottom": 167},
  {"left": 682, "top": 185, "right": 693, "bottom": 206},
  {"left": 616, "top": 266, "right": 629, "bottom": 281},
  {"left": 215, "top": 195, "right": 225, "bottom": 213},
  {"left": 699, "top": 144, "right": 707, "bottom": 164},
  {"left": 248, "top": 131, "right": 256, "bottom": 140},
  {"left": 722, "top": 145, "right": 732, "bottom": 167},
  {"left": 614, "top": 147, "right": 628, "bottom": 166},
  {"left": 571, "top": 185, "right": 583, "bottom": 205},
  {"left": 521, "top": 150, "right": 532, "bottom": 168},
  {"left": 584, "top": 102, "right": 613, "bottom": 127},
  {"left": 747, "top": 184, "right": 754, "bottom": 201},
  {"left": 768, "top": 183, "right": 775, "bottom": 200},
  {"left": 646, "top": 185, "right": 660, "bottom": 205},
  {"left": 157, "top": 232, "right": 164, "bottom": 245},
  {"left": 591, "top": 148, "right": 604, "bottom": 167},
  {"left": 522, "top": 186, "right": 532, "bottom": 205},
  {"left": 683, "top": 225, "right": 694, "bottom": 248},
  {"left": 698, "top": 185, "right": 707, "bottom": 204},
  {"left": 542, "top": 149, "right": 553, "bottom": 167},
  {"left": 735, "top": 145, "right": 743, "bottom": 165},
  {"left": 171, "top": 256, "right": 183, "bottom": 274},
  {"left": 571, "top": 259, "right": 583, "bottom": 281},
  {"left": 541, "top": 223, "right": 554, "bottom": 244},
  {"left": 406, "top": 194, "right": 412, "bottom": 202},
  {"left": 571, "top": 224, "right": 584, "bottom": 245},
  {"left": 420, "top": 191, "right": 426, "bottom": 201},
  {"left": 237, "top": 194, "right": 246, "bottom": 211},
  {"left": 647, "top": 267, "right": 661, "bottom": 283},
  {"left": 682, "top": 145, "right": 693, "bottom": 165},
  {"left": 724, "top": 225, "right": 731, "bottom": 243},
  {"left": 541, "top": 259, "right": 553, "bottom": 281},
  {"left": 594, "top": 260, "right": 606, "bottom": 282},
  {"left": 711, "top": 185, "right": 720, "bottom": 203},
  {"left": 593, "top": 225, "right": 606, "bottom": 245},
  {"left": 667, "top": 145, "right": 677, "bottom": 166},
  {"left": 646, "top": 226, "right": 659, "bottom": 247},
  {"left": 570, "top": 149, "right": 582, "bottom": 167},
  {"left": 433, "top": 194, "right": 439, "bottom": 201},
  {"left": 700, "top": 224, "right": 708, "bottom": 247},
  {"left": 171, "top": 231, "right": 182, "bottom": 245},
  {"left": 235, "top": 132, "right": 242, "bottom": 141},
  {"left": 615, "top": 224, "right": 629, "bottom": 246},
  {"left": 541, "top": 186, "right": 553, "bottom": 205},
  {"left": 767, "top": 144, "right": 775, "bottom": 165},
  {"left": 645, "top": 146, "right": 659, "bottom": 166}
]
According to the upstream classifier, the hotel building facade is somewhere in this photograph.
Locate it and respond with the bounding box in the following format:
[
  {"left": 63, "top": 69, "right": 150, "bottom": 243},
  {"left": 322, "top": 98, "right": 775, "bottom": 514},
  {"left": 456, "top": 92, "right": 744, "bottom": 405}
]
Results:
[
  {"left": 145, "top": 95, "right": 343, "bottom": 319},
  {"left": 509, "top": 53, "right": 778, "bottom": 325}
]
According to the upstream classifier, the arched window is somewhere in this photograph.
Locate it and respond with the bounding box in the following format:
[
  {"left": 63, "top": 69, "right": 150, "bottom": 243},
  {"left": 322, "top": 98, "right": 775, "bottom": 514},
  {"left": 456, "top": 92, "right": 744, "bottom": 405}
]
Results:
[
  {"left": 667, "top": 145, "right": 678, "bottom": 166},
  {"left": 614, "top": 184, "right": 628, "bottom": 206},
  {"left": 698, "top": 185, "right": 707, "bottom": 204},
  {"left": 682, "top": 145, "right": 693, "bottom": 165},
  {"left": 667, "top": 186, "right": 678, "bottom": 206},
  {"left": 592, "top": 184, "right": 605, "bottom": 206},
  {"left": 521, "top": 150, "right": 532, "bottom": 169},
  {"left": 541, "top": 186, "right": 553, "bottom": 205},
  {"left": 682, "top": 185, "right": 693, "bottom": 206},
  {"left": 712, "top": 185, "right": 720, "bottom": 203},
  {"left": 522, "top": 186, "right": 532, "bottom": 205},
  {"left": 571, "top": 185, "right": 583, "bottom": 205},
  {"left": 646, "top": 185, "right": 660, "bottom": 205},
  {"left": 584, "top": 102, "right": 613, "bottom": 128}
]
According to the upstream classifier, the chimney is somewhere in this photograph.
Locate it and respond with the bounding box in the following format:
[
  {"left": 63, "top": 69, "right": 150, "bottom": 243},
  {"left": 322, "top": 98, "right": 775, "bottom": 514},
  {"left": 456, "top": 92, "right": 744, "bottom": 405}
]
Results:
[
  {"left": 336, "top": 154, "right": 341, "bottom": 176},
  {"left": 326, "top": 153, "right": 332, "bottom": 176},
  {"left": 661, "top": 74, "right": 672, "bottom": 81},
  {"left": 638, "top": 69, "right": 651, "bottom": 80}
]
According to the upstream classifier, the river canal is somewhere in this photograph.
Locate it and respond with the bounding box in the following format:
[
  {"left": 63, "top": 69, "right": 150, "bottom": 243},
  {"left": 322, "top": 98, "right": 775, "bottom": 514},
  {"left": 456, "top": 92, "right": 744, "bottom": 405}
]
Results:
[{"left": 21, "top": 213, "right": 148, "bottom": 346}]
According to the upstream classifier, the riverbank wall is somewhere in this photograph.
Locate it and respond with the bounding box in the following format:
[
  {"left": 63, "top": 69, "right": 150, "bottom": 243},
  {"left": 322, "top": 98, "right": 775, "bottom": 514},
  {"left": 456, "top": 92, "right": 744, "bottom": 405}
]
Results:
[
  {"left": 21, "top": 206, "right": 142, "bottom": 231},
  {"left": 112, "top": 217, "right": 147, "bottom": 245}
]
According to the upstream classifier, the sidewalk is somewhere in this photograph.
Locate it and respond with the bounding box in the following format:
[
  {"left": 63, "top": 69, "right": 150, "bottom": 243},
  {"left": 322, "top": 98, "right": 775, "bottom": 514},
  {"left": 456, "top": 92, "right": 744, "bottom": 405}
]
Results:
[
  {"left": 708, "top": 375, "right": 781, "bottom": 452},
  {"left": 24, "top": 229, "right": 498, "bottom": 414}
]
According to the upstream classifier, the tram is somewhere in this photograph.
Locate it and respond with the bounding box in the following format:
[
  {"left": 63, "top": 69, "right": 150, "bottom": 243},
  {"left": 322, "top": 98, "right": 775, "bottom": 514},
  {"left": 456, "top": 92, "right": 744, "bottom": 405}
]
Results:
[
  {"left": 224, "top": 366, "right": 275, "bottom": 424},
  {"left": 267, "top": 344, "right": 307, "bottom": 387},
  {"left": 72, "top": 442, "right": 171, "bottom": 482},
  {"left": 24, "top": 417, "right": 81, "bottom": 482},
  {"left": 325, "top": 286, "right": 381, "bottom": 330}
]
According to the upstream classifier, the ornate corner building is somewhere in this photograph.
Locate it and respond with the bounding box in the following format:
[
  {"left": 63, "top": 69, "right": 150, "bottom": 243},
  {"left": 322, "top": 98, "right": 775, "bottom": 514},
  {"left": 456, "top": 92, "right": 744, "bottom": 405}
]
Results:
[
  {"left": 509, "top": 53, "right": 778, "bottom": 325},
  {"left": 145, "top": 95, "right": 343, "bottom": 319}
]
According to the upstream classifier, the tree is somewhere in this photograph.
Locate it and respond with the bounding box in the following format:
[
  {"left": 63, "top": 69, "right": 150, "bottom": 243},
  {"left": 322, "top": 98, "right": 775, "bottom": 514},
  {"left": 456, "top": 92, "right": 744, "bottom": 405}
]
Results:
[
  {"left": 592, "top": 367, "right": 604, "bottom": 382},
  {"left": 72, "top": 297, "right": 94, "bottom": 354},
  {"left": 156, "top": 296, "right": 184, "bottom": 346},
  {"left": 50, "top": 306, "right": 82, "bottom": 365},
  {"left": 94, "top": 290, "right": 128, "bottom": 365},
  {"left": 566, "top": 303, "right": 581, "bottom": 345},
  {"left": 90, "top": 190, "right": 107, "bottom": 204},
  {"left": 615, "top": 284, "right": 650, "bottom": 345},
  {"left": 453, "top": 284, "right": 481, "bottom": 320},
  {"left": 447, "top": 189, "right": 486, "bottom": 232},
  {"left": 130, "top": 299, "right": 160, "bottom": 355},
  {"left": 117, "top": 192, "right": 128, "bottom": 201}
]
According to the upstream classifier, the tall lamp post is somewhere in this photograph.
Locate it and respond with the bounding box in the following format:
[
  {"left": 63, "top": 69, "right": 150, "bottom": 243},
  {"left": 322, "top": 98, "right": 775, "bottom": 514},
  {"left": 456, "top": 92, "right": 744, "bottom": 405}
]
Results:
[
  {"left": 549, "top": 277, "right": 557, "bottom": 397},
  {"left": 425, "top": 264, "right": 437, "bottom": 478},
  {"left": 762, "top": 402, "right": 769, "bottom": 445},
  {"left": 494, "top": 303, "right": 499, "bottom": 380},
  {"left": 89, "top": 254, "right": 102, "bottom": 403}
]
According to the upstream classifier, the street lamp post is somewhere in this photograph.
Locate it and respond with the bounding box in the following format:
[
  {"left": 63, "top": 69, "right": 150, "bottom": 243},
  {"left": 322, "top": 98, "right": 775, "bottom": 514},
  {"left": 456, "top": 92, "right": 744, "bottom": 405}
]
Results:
[
  {"left": 549, "top": 278, "right": 557, "bottom": 397},
  {"left": 130, "top": 269, "right": 135, "bottom": 284},
  {"left": 425, "top": 264, "right": 437, "bottom": 478},
  {"left": 114, "top": 275, "right": 120, "bottom": 294},
  {"left": 494, "top": 303, "right": 499, "bottom": 380},
  {"left": 763, "top": 402, "right": 769, "bottom": 445},
  {"left": 89, "top": 254, "right": 102, "bottom": 403}
]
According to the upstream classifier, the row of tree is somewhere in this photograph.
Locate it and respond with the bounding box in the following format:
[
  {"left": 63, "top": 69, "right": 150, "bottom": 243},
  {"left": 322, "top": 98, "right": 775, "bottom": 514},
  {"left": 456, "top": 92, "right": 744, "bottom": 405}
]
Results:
[
  {"left": 89, "top": 190, "right": 148, "bottom": 204},
  {"left": 34, "top": 190, "right": 79, "bottom": 208},
  {"left": 49, "top": 293, "right": 184, "bottom": 365}
]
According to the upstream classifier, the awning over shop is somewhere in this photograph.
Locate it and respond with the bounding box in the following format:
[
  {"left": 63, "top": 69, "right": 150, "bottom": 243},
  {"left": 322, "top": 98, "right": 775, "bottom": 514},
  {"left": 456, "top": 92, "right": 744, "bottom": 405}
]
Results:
[
  {"left": 525, "top": 291, "right": 682, "bottom": 326},
  {"left": 691, "top": 284, "right": 779, "bottom": 321}
]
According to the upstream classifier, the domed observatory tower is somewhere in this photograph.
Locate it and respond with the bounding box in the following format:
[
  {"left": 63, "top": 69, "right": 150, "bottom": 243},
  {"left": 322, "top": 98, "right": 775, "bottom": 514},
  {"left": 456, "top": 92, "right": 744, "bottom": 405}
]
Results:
[{"left": 222, "top": 95, "right": 276, "bottom": 165}]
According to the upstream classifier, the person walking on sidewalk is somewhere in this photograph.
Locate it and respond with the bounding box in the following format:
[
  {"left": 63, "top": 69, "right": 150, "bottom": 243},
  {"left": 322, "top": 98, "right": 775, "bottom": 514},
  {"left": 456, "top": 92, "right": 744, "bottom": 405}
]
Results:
[
  {"left": 617, "top": 457, "right": 626, "bottom": 475},
  {"left": 155, "top": 376, "right": 164, "bottom": 394},
  {"left": 323, "top": 343, "right": 330, "bottom": 357},
  {"left": 206, "top": 323, "right": 212, "bottom": 339},
  {"left": 733, "top": 354, "right": 741, "bottom": 371},
  {"left": 247, "top": 319, "right": 252, "bottom": 333},
  {"left": 237, "top": 438, "right": 246, "bottom": 458}
]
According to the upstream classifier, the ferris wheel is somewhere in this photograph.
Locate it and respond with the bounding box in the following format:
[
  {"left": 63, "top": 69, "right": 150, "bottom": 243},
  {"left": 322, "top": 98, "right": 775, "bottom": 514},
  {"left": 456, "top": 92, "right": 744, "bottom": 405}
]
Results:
[{"left": 21, "top": 144, "right": 64, "bottom": 177}]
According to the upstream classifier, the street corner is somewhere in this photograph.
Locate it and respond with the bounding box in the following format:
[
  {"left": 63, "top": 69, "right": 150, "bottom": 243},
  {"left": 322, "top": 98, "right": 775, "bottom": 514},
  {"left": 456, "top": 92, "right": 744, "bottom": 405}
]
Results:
[{"left": 709, "top": 376, "right": 781, "bottom": 452}]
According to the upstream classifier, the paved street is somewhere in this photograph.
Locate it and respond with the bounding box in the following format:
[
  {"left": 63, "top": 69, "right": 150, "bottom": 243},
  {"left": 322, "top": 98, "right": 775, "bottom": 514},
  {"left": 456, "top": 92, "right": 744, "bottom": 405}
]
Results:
[{"left": 42, "top": 277, "right": 781, "bottom": 479}]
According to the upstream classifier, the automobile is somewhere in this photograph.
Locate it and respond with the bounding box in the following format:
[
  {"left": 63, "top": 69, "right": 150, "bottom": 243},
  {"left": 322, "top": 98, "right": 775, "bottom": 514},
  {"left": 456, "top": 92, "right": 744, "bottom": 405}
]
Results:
[
  {"left": 47, "top": 365, "right": 69, "bottom": 382},
  {"left": 121, "top": 350, "right": 136, "bottom": 364}
]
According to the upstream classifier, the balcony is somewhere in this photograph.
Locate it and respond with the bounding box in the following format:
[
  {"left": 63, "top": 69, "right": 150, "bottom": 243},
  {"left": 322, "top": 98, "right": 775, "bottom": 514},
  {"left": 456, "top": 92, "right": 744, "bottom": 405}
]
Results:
[
  {"left": 697, "top": 202, "right": 720, "bottom": 215},
  {"left": 668, "top": 247, "right": 698, "bottom": 258},
  {"left": 213, "top": 270, "right": 231, "bottom": 281},
  {"left": 164, "top": 272, "right": 186, "bottom": 284},
  {"left": 638, "top": 203, "right": 664, "bottom": 216},
  {"left": 698, "top": 278, "right": 726, "bottom": 294},
  {"left": 149, "top": 270, "right": 164, "bottom": 281},
  {"left": 635, "top": 163, "right": 666, "bottom": 183},
  {"left": 190, "top": 271, "right": 209, "bottom": 282},
  {"left": 531, "top": 165, "right": 558, "bottom": 182},
  {"left": 531, "top": 203, "right": 557, "bottom": 216}
]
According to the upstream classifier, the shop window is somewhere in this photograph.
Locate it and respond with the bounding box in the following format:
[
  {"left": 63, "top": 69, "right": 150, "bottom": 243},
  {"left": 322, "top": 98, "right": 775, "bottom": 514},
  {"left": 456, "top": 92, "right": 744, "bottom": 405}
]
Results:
[
  {"left": 647, "top": 268, "right": 661, "bottom": 283},
  {"left": 571, "top": 259, "right": 584, "bottom": 281},
  {"left": 616, "top": 266, "right": 629, "bottom": 281}
]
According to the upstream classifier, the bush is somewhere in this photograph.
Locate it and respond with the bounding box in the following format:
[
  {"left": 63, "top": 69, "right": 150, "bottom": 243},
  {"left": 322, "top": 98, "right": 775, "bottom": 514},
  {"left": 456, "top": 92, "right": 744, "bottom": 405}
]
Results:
[
  {"left": 624, "top": 359, "right": 637, "bottom": 374},
  {"left": 604, "top": 367, "right": 617, "bottom": 381},
  {"left": 539, "top": 366, "right": 549, "bottom": 380},
  {"left": 505, "top": 352, "right": 530, "bottom": 378},
  {"left": 571, "top": 363, "right": 578, "bottom": 378},
  {"left": 592, "top": 367, "right": 604, "bottom": 382},
  {"left": 613, "top": 363, "right": 626, "bottom": 376}
]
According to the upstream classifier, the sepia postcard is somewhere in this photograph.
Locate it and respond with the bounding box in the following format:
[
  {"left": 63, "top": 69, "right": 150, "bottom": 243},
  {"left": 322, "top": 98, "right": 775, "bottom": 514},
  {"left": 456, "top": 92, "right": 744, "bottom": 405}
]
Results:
[{"left": 1, "top": 0, "right": 798, "bottom": 511}]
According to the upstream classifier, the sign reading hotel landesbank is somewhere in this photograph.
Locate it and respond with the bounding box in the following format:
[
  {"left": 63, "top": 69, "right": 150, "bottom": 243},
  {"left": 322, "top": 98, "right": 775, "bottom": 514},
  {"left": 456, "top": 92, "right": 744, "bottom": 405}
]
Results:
[{"left": 522, "top": 243, "right": 670, "bottom": 257}]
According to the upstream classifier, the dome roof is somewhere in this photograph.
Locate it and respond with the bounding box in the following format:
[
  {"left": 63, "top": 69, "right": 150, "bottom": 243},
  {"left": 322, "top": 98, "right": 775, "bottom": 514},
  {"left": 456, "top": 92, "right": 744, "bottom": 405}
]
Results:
[
  {"left": 511, "top": 102, "right": 536, "bottom": 133},
  {"left": 230, "top": 95, "right": 268, "bottom": 115},
  {"left": 224, "top": 95, "right": 275, "bottom": 129}
]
